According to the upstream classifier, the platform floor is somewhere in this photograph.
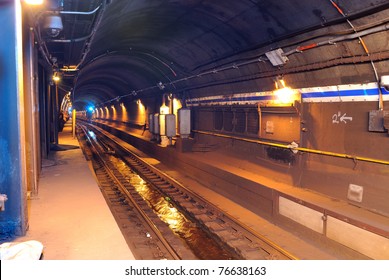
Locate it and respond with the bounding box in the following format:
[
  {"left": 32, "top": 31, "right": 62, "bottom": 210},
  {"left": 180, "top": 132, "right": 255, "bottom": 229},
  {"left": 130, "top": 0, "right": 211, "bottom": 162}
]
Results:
[{"left": 13, "top": 123, "right": 135, "bottom": 260}]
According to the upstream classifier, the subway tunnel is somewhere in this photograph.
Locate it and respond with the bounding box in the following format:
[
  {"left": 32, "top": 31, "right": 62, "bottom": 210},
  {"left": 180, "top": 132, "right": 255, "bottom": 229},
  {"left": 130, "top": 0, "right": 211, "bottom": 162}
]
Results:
[{"left": 1, "top": 0, "right": 389, "bottom": 260}]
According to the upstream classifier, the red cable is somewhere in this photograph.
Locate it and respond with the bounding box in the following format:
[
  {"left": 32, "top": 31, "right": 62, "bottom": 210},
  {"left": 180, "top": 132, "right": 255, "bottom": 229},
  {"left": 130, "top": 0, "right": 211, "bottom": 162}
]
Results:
[
  {"left": 297, "top": 43, "right": 318, "bottom": 52},
  {"left": 329, "top": 0, "right": 346, "bottom": 16}
]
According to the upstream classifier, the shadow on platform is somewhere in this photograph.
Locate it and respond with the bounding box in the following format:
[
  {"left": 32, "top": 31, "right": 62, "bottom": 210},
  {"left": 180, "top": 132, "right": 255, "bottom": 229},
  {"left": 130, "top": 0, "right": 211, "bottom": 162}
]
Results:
[{"left": 50, "top": 144, "right": 80, "bottom": 151}]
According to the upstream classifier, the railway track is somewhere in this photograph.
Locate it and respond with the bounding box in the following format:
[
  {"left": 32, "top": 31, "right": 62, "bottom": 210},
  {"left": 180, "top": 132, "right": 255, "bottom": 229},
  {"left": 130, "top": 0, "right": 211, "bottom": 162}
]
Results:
[
  {"left": 77, "top": 121, "right": 296, "bottom": 260},
  {"left": 78, "top": 125, "right": 190, "bottom": 260}
]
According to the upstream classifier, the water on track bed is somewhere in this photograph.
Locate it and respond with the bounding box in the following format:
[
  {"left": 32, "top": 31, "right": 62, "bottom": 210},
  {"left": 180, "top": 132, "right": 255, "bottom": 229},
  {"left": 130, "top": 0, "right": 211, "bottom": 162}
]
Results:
[{"left": 110, "top": 155, "right": 238, "bottom": 260}]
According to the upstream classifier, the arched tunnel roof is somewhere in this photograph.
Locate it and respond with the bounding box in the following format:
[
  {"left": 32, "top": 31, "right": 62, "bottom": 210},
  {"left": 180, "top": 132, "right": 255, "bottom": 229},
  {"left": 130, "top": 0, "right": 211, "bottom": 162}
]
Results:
[{"left": 36, "top": 0, "right": 389, "bottom": 109}]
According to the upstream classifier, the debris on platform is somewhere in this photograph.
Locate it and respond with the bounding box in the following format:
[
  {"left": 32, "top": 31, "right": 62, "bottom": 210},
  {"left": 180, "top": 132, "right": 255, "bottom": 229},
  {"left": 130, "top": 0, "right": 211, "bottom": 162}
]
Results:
[{"left": 0, "top": 240, "right": 43, "bottom": 260}]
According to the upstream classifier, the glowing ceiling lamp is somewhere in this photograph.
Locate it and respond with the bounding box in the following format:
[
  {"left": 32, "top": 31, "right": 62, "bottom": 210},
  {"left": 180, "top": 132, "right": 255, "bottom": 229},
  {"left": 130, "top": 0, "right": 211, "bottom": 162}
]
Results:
[{"left": 24, "top": 0, "right": 44, "bottom": 5}]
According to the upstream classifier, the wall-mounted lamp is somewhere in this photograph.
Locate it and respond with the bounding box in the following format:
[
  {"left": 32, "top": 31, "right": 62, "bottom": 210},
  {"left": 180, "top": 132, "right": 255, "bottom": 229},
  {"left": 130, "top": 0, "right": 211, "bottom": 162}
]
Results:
[
  {"left": 52, "top": 72, "right": 60, "bottom": 82},
  {"left": 274, "top": 77, "right": 286, "bottom": 90},
  {"left": 274, "top": 77, "right": 297, "bottom": 105}
]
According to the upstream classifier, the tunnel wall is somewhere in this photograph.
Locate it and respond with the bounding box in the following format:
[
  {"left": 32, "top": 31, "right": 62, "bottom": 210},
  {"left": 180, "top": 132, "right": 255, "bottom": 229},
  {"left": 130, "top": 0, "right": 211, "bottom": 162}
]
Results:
[{"left": 189, "top": 83, "right": 389, "bottom": 216}]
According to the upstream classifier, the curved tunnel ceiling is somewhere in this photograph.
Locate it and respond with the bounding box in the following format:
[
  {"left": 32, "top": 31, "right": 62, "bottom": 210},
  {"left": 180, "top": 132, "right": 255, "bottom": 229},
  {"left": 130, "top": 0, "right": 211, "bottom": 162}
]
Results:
[{"left": 39, "top": 0, "right": 389, "bottom": 109}]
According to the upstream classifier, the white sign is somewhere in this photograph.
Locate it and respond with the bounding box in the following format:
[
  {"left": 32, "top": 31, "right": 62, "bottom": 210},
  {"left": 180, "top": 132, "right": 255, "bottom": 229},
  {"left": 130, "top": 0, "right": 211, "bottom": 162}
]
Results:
[{"left": 332, "top": 111, "right": 353, "bottom": 124}]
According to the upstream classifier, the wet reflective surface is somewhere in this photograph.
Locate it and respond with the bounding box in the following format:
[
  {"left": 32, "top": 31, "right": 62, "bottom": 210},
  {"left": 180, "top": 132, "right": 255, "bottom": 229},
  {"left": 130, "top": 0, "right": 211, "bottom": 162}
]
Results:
[{"left": 111, "top": 155, "right": 237, "bottom": 260}]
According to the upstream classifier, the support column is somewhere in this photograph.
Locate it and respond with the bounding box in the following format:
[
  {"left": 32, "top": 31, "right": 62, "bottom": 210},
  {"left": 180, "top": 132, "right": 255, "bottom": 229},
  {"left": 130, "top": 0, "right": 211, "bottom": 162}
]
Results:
[
  {"left": 0, "top": 1, "right": 28, "bottom": 237},
  {"left": 23, "top": 24, "right": 40, "bottom": 195}
]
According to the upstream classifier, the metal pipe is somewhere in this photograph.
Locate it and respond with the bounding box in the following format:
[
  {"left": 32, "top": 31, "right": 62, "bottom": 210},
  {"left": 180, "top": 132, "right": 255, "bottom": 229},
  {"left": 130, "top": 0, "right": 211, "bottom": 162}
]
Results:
[
  {"left": 75, "top": 4, "right": 106, "bottom": 69},
  {"left": 192, "top": 130, "right": 389, "bottom": 166},
  {"left": 59, "top": 5, "right": 101, "bottom": 15},
  {"left": 46, "top": 34, "right": 91, "bottom": 43},
  {"left": 283, "top": 23, "right": 389, "bottom": 56},
  {"left": 36, "top": 5, "right": 101, "bottom": 18}
]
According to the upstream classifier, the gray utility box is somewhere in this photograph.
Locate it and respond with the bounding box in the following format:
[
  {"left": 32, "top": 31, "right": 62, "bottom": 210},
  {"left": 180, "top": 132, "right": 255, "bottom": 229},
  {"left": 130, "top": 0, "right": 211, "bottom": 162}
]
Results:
[
  {"left": 368, "top": 110, "right": 389, "bottom": 132},
  {"left": 165, "top": 114, "right": 176, "bottom": 137},
  {"left": 153, "top": 113, "right": 160, "bottom": 134},
  {"left": 149, "top": 113, "right": 155, "bottom": 134},
  {"left": 178, "top": 108, "right": 191, "bottom": 138}
]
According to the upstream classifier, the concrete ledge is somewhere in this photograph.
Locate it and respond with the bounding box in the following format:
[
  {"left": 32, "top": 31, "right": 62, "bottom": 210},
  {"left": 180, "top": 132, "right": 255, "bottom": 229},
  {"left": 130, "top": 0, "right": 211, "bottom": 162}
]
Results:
[
  {"left": 279, "top": 197, "right": 324, "bottom": 234},
  {"left": 327, "top": 216, "right": 389, "bottom": 260}
]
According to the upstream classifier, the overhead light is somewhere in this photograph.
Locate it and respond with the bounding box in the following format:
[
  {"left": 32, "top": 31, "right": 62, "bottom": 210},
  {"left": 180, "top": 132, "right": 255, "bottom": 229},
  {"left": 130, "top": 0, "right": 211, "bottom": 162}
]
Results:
[
  {"left": 24, "top": 0, "right": 44, "bottom": 5},
  {"left": 43, "top": 14, "right": 63, "bottom": 37}
]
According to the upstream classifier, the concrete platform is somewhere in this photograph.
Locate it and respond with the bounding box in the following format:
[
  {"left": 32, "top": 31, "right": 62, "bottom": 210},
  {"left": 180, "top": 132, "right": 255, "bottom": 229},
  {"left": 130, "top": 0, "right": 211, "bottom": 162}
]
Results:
[{"left": 13, "top": 122, "right": 135, "bottom": 260}]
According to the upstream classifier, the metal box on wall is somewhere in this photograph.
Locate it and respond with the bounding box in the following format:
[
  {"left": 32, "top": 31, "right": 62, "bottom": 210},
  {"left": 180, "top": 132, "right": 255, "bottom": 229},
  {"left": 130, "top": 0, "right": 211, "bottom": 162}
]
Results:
[
  {"left": 368, "top": 110, "right": 389, "bottom": 132},
  {"left": 178, "top": 108, "right": 191, "bottom": 138},
  {"left": 153, "top": 113, "right": 160, "bottom": 134},
  {"left": 148, "top": 113, "right": 155, "bottom": 134},
  {"left": 165, "top": 114, "right": 176, "bottom": 137}
]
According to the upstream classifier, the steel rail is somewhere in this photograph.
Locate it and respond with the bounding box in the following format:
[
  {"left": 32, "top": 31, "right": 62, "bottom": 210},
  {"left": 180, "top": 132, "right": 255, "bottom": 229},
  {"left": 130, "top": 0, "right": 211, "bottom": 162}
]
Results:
[{"left": 79, "top": 124, "right": 181, "bottom": 260}]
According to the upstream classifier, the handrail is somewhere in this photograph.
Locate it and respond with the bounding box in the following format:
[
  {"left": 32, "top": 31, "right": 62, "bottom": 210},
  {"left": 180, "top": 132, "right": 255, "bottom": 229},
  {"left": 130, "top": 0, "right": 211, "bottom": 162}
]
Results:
[{"left": 193, "top": 130, "right": 389, "bottom": 166}]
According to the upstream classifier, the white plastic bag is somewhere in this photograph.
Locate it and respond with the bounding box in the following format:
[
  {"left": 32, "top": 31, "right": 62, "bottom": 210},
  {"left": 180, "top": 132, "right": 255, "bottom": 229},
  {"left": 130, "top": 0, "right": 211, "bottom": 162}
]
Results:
[{"left": 0, "top": 240, "right": 43, "bottom": 260}]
